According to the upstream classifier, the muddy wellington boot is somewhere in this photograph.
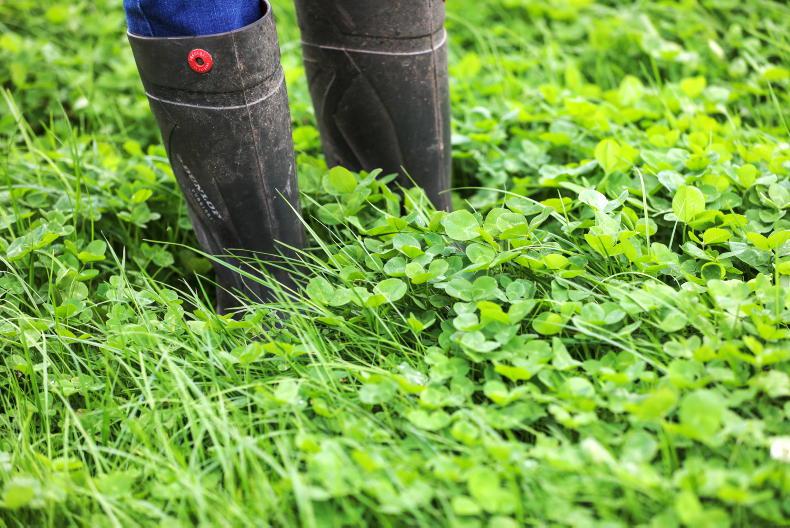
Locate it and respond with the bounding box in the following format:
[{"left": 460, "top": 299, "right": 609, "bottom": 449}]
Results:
[
  {"left": 294, "top": 0, "right": 453, "bottom": 211},
  {"left": 127, "top": 5, "right": 304, "bottom": 313}
]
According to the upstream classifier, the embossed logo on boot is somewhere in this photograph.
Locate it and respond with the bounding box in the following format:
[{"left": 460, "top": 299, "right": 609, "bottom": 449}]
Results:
[{"left": 177, "top": 154, "right": 223, "bottom": 222}]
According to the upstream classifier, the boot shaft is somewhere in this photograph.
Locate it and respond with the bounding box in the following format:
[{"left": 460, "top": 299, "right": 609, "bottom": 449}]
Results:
[
  {"left": 128, "top": 4, "right": 304, "bottom": 311},
  {"left": 295, "top": 0, "right": 452, "bottom": 211},
  {"left": 296, "top": 0, "right": 446, "bottom": 42}
]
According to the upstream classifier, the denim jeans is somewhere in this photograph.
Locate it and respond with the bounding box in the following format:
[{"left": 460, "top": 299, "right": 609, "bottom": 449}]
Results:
[{"left": 124, "top": 0, "right": 263, "bottom": 37}]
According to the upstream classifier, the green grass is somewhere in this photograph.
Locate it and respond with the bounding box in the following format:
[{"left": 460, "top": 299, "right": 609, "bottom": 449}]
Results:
[{"left": 1, "top": 0, "right": 789, "bottom": 526}]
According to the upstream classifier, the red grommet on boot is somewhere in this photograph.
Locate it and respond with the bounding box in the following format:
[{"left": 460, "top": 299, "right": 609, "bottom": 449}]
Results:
[{"left": 187, "top": 49, "right": 213, "bottom": 74}]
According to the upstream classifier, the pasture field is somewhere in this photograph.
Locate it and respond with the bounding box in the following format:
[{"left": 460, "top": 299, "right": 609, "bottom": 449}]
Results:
[{"left": 0, "top": 0, "right": 788, "bottom": 526}]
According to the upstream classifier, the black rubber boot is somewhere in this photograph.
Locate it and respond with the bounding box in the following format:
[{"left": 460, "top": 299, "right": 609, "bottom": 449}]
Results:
[
  {"left": 294, "top": 0, "right": 452, "bottom": 211},
  {"left": 127, "top": 3, "right": 304, "bottom": 313}
]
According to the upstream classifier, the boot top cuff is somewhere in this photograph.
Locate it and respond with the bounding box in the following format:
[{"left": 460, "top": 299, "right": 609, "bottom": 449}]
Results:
[
  {"left": 128, "top": 1, "right": 281, "bottom": 95},
  {"left": 295, "top": 0, "right": 446, "bottom": 44}
]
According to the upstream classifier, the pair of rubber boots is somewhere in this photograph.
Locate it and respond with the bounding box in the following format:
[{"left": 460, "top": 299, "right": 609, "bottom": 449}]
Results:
[{"left": 128, "top": 0, "right": 451, "bottom": 312}]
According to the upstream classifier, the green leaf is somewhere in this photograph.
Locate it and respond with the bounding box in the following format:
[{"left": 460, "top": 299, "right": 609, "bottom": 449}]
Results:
[
  {"left": 231, "top": 342, "right": 265, "bottom": 364},
  {"left": 680, "top": 76, "right": 706, "bottom": 97},
  {"left": 5, "top": 236, "right": 33, "bottom": 261},
  {"left": 373, "top": 278, "right": 407, "bottom": 304},
  {"left": 578, "top": 189, "right": 609, "bottom": 211},
  {"left": 5, "top": 224, "right": 61, "bottom": 262},
  {"left": 306, "top": 277, "right": 335, "bottom": 304},
  {"left": 484, "top": 380, "right": 525, "bottom": 405},
  {"left": 543, "top": 253, "right": 570, "bottom": 270},
  {"left": 322, "top": 166, "right": 358, "bottom": 195},
  {"left": 458, "top": 331, "right": 500, "bottom": 353},
  {"left": 96, "top": 471, "right": 137, "bottom": 497},
  {"left": 407, "top": 313, "right": 435, "bottom": 333},
  {"left": 406, "top": 409, "right": 451, "bottom": 431},
  {"left": 130, "top": 189, "right": 153, "bottom": 204},
  {"left": 746, "top": 232, "right": 770, "bottom": 251},
  {"left": 467, "top": 467, "right": 515, "bottom": 514},
  {"left": 392, "top": 234, "right": 422, "bottom": 258},
  {"left": 672, "top": 185, "right": 705, "bottom": 223},
  {"left": 359, "top": 379, "right": 398, "bottom": 405},
  {"left": 273, "top": 379, "right": 302, "bottom": 405},
  {"left": 443, "top": 277, "right": 473, "bottom": 301},
  {"left": 43, "top": 5, "right": 70, "bottom": 23},
  {"left": 761, "top": 65, "right": 790, "bottom": 82},
  {"left": 750, "top": 371, "right": 790, "bottom": 398},
  {"left": 736, "top": 164, "right": 758, "bottom": 187},
  {"left": 532, "top": 312, "right": 564, "bottom": 335},
  {"left": 626, "top": 387, "right": 678, "bottom": 421},
  {"left": 702, "top": 227, "right": 730, "bottom": 245},
  {"left": 466, "top": 243, "right": 496, "bottom": 265},
  {"left": 657, "top": 170, "right": 686, "bottom": 192},
  {"left": 679, "top": 389, "right": 726, "bottom": 442},
  {"left": 768, "top": 183, "right": 790, "bottom": 208},
  {"left": 78, "top": 240, "right": 107, "bottom": 263},
  {"left": 469, "top": 276, "right": 501, "bottom": 301},
  {"left": 767, "top": 230, "right": 790, "bottom": 250},
  {"left": 442, "top": 210, "right": 481, "bottom": 241},
  {"left": 595, "top": 138, "right": 621, "bottom": 175},
  {"left": 1, "top": 476, "right": 38, "bottom": 509},
  {"left": 552, "top": 337, "right": 581, "bottom": 370},
  {"left": 594, "top": 138, "right": 637, "bottom": 175},
  {"left": 384, "top": 256, "right": 407, "bottom": 277},
  {"left": 452, "top": 496, "right": 482, "bottom": 516},
  {"left": 658, "top": 309, "right": 687, "bottom": 332},
  {"left": 494, "top": 363, "right": 535, "bottom": 382}
]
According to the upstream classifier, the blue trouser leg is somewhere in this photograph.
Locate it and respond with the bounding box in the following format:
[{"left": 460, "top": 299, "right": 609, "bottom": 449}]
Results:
[{"left": 123, "top": 0, "right": 263, "bottom": 37}]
